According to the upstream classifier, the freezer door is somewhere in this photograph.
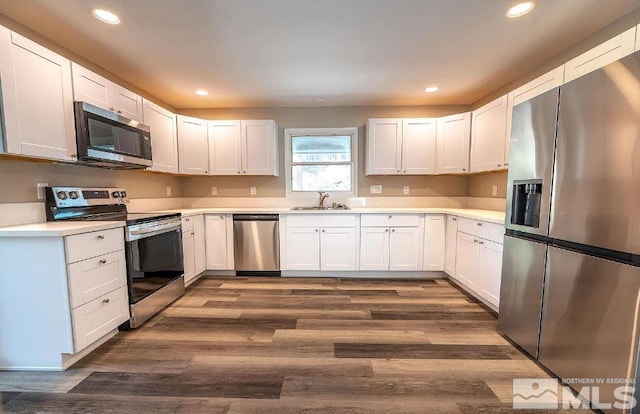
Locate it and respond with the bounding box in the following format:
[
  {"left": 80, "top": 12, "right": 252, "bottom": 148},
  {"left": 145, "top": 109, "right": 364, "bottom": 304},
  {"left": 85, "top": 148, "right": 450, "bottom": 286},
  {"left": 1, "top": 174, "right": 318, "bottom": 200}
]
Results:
[
  {"left": 539, "top": 246, "right": 640, "bottom": 412},
  {"left": 505, "top": 88, "right": 559, "bottom": 236},
  {"left": 498, "top": 235, "right": 547, "bottom": 357},
  {"left": 550, "top": 51, "right": 640, "bottom": 254}
]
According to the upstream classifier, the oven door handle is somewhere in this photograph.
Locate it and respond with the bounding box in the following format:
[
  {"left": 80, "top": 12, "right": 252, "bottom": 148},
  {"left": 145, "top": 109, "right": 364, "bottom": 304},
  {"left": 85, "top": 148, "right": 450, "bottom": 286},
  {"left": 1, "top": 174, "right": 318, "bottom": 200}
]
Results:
[{"left": 127, "top": 222, "right": 181, "bottom": 241}]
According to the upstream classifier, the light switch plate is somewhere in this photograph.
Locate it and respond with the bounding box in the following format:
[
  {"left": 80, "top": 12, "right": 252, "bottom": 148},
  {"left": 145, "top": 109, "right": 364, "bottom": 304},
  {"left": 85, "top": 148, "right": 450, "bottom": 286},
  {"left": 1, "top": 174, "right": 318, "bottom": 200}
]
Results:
[
  {"left": 250, "top": 186, "right": 257, "bottom": 195},
  {"left": 370, "top": 185, "right": 382, "bottom": 194},
  {"left": 492, "top": 185, "right": 498, "bottom": 196},
  {"left": 36, "top": 183, "right": 48, "bottom": 200},
  {"left": 211, "top": 186, "right": 217, "bottom": 196},
  {"left": 403, "top": 185, "right": 410, "bottom": 195},
  {"left": 166, "top": 186, "right": 172, "bottom": 196}
]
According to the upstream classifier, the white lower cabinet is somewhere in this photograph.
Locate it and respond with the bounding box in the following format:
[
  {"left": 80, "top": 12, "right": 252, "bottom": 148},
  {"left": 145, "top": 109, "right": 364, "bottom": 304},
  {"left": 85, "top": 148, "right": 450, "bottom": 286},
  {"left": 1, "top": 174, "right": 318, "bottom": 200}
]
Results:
[
  {"left": 423, "top": 215, "right": 445, "bottom": 271},
  {"left": 360, "top": 214, "right": 423, "bottom": 271},
  {"left": 451, "top": 216, "right": 504, "bottom": 309},
  {"left": 0, "top": 226, "right": 129, "bottom": 370},
  {"left": 182, "top": 214, "right": 206, "bottom": 285},
  {"left": 444, "top": 216, "right": 458, "bottom": 276},
  {"left": 284, "top": 214, "right": 357, "bottom": 271},
  {"left": 205, "top": 214, "right": 233, "bottom": 270},
  {"left": 193, "top": 215, "right": 206, "bottom": 275},
  {"left": 182, "top": 224, "right": 196, "bottom": 284}
]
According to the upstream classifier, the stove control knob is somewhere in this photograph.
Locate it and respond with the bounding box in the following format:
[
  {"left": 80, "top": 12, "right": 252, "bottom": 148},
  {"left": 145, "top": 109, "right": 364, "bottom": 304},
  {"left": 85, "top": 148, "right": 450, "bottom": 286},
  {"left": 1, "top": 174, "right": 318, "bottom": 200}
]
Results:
[
  {"left": 111, "top": 191, "right": 120, "bottom": 198},
  {"left": 69, "top": 191, "right": 79, "bottom": 200},
  {"left": 57, "top": 191, "right": 68, "bottom": 200},
  {"left": 120, "top": 191, "right": 127, "bottom": 198}
]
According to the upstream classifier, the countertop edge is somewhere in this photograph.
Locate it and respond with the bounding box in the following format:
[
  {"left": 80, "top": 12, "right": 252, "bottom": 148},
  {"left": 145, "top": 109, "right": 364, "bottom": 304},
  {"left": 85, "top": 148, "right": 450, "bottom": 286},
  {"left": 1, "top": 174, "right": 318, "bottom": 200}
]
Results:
[{"left": 0, "top": 221, "right": 125, "bottom": 237}]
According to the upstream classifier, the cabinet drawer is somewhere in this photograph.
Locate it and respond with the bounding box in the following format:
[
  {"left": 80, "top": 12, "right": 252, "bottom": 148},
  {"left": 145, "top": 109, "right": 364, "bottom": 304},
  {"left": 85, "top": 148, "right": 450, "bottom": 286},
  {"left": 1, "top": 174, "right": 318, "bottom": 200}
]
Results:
[
  {"left": 286, "top": 214, "right": 357, "bottom": 228},
  {"left": 65, "top": 228, "right": 124, "bottom": 264},
  {"left": 457, "top": 217, "right": 504, "bottom": 244},
  {"left": 67, "top": 250, "right": 127, "bottom": 309},
  {"left": 72, "top": 286, "right": 129, "bottom": 352},
  {"left": 182, "top": 216, "right": 195, "bottom": 232},
  {"left": 361, "top": 214, "right": 421, "bottom": 227}
]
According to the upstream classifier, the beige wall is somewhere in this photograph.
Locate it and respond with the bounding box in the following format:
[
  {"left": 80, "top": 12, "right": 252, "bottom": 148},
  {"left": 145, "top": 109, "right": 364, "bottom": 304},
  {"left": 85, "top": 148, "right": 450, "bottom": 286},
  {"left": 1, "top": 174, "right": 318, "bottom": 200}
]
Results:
[
  {"left": 180, "top": 105, "right": 470, "bottom": 198},
  {"left": 468, "top": 170, "right": 508, "bottom": 199},
  {"left": 0, "top": 156, "right": 182, "bottom": 203}
]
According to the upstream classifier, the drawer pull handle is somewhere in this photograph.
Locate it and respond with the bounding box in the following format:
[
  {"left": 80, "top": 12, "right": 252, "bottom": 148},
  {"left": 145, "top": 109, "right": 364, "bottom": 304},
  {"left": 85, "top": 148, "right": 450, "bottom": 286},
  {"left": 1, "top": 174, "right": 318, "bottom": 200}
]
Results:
[
  {"left": 99, "top": 259, "right": 107, "bottom": 264},
  {"left": 452, "top": 218, "right": 457, "bottom": 221},
  {"left": 103, "top": 298, "right": 110, "bottom": 304},
  {"left": 97, "top": 235, "right": 105, "bottom": 240},
  {"left": 477, "top": 223, "right": 482, "bottom": 226}
]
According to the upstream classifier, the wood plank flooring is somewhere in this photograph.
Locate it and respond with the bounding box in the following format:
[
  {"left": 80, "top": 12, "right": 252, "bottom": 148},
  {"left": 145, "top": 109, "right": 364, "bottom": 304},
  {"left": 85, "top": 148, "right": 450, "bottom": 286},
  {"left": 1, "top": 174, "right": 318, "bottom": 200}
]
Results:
[{"left": 0, "top": 277, "right": 591, "bottom": 413}]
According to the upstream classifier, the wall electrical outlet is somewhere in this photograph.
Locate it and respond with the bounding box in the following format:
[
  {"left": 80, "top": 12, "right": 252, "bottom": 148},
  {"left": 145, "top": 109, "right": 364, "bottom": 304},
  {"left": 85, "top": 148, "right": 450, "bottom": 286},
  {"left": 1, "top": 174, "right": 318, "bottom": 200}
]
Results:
[
  {"left": 403, "top": 185, "right": 410, "bottom": 195},
  {"left": 250, "top": 186, "right": 257, "bottom": 195},
  {"left": 36, "top": 183, "right": 48, "bottom": 200},
  {"left": 211, "top": 186, "right": 218, "bottom": 196},
  {"left": 166, "top": 186, "right": 172, "bottom": 196},
  {"left": 370, "top": 185, "right": 382, "bottom": 194},
  {"left": 492, "top": 185, "right": 498, "bottom": 196}
]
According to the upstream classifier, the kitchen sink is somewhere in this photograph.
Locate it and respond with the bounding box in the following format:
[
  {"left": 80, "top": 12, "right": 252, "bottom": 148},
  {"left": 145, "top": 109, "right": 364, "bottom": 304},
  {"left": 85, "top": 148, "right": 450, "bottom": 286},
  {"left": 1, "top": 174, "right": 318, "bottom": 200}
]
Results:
[{"left": 291, "top": 205, "right": 350, "bottom": 211}]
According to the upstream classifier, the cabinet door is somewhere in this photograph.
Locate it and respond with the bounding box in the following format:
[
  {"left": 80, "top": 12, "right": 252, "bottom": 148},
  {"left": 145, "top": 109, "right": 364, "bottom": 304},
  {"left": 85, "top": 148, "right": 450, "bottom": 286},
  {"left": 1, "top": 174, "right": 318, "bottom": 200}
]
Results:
[
  {"left": 178, "top": 115, "right": 210, "bottom": 175},
  {"left": 436, "top": 113, "right": 471, "bottom": 174},
  {"left": 512, "top": 66, "right": 564, "bottom": 106},
  {"left": 423, "top": 215, "right": 445, "bottom": 271},
  {"left": 241, "top": 120, "right": 277, "bottom": 175},
  {"left": 321, "top": 227, "right": 357, "bottom": 271},
  {"left": 455, "top": 232, "right": 480, "bottom": 290},
  {"left": 143, "top": 99, "right": 178, "bottom": 173},
  {"left": 71, "top": 63, "right": 109, "bottom": 109},
  {"left": 209, "top": 121, "right": 242, "bottom": 175},
  {"left": 109, "top": 83, "right": 143, "bottom": 123},
  {"left": 566, "top": 26, "right": 636, "bottom": 82},
  {"left": 285, "top": 227, "right": 320, "bottom": 270},
  {"left": 366, "top": 118, "right": 401, "bottom": 175},
  {"left": 444, "top": 216, "right": 458, "bottom": 277},
  {"left": 477, "top": 239, "right": 503, "bottom": 308},
  {"left": 182, "top": 231, "right": 196, "bottom": 284},
  {"left": 470, "top": 95, "right": 509, "bottom": 172},
  {"left": 205, "top": 215, "right": 229, "bottom": 270},
  {"left": 401, "top": 118, "right": 436, "bottom": 174},
  {"left": 1, "top": 31, "right": 76, "bottom": 161},
  {"left": 359, "top": 227, "right": 389, "bottom": 271},
  {"left": 389, "top": 227, "right": 422, "bottom": 271},
  {"left": 193, "top": 214, "right": 206, "bottom": 275}
]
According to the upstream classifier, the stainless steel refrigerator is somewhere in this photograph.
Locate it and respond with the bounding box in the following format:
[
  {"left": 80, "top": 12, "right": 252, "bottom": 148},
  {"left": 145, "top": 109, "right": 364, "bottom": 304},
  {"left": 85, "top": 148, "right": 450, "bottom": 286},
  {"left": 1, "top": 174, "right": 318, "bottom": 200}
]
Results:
[{"left": 499, "top": 51, "right": 640, "bottom": 413}]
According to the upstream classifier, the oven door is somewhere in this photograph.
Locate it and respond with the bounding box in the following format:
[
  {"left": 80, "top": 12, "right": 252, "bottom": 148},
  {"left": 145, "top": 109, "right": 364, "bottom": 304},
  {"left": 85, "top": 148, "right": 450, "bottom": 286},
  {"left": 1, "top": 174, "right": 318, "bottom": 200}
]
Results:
[
  {"left": 125, "top": 222, "right": 184, "bottom": 304},
  {"left": 75, "top": 101, "right": 152, "bottom": 168}
]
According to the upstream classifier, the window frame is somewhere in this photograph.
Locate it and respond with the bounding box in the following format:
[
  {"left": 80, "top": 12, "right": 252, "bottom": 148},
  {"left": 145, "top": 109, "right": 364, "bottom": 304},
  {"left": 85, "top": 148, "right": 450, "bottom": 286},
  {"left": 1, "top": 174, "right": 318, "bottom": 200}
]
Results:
[{"left": 284, "top": 127, "right": 359, "bottom": 199}]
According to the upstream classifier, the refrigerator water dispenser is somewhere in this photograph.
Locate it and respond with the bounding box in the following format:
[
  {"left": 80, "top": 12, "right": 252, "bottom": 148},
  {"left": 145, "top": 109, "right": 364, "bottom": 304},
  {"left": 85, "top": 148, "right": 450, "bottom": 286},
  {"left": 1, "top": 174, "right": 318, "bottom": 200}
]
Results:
[{"left": 511, "top": 179, "right": 543, "bottom": 228}]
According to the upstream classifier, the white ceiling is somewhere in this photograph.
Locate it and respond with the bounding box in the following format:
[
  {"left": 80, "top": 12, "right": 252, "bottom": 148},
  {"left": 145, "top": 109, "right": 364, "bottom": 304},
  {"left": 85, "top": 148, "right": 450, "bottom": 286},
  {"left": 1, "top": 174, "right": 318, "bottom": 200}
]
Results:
[{"left": 1, "top": 0, "right": 639, "bottom": 109}]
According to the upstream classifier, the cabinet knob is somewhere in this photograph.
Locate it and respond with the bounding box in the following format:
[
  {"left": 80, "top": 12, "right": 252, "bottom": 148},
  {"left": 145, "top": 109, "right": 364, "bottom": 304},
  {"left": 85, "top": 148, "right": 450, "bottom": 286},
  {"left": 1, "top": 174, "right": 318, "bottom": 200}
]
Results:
[
  {"left": 99, "top": 259, "right": 107, "bottom": 264},
  {"left": 205, "top": 171, "right": 208, "bottom": 174},
  {"left": 505, "top": 163, "right": 509, "bottom": 166},
  {"left": 498, "top": 164, "right": 502, "bottom": 167},
  {"left": 243, "top": 171, "right": 247, "bottom": 174},
  {"left": 403, "top": 170, "right": 406, "bottom": 173},
  {"left": 477, "top": 222, "right": 482, "bottom": 226},
  {"left": 452, "top": 217, "right": 457, "bottom": 221},
  {"left": 109, "top": 107, "right": 115, "bottom": 112},
  {"left": 462, "top": 168, "right": 466, "bottom": 171},
  {"left": 474, "top": 239, "right": 478, "bottom": 243},
  {"left": 219, "top": 216, "right": 223, "bottom": 219},
  {"left": 315, "top": 229, "right": 319, "bottom": 232},
  {"left": 397, "top": 170, "right": 400, "bottom": 173},
  {"left": 97, "top": 235, "right": 105, "bottom": 240},
  {"left": 116, "top": 110, "right": 122, "bottom": 114},
  {"left": 385, "top": 229, "right": 389, "bottom": 232},
  {"left": 70, "top": 154, "right": 77, "bottom": 159},
  {"left": 388, "top": 215, "right": 392, "bottom": 219},
  {"left": 103, "top": 298, "right": 110, "bottom": 304},
  {"left": 322, "top": 229, "right": 325, "bottom": 233},
  {"left": 479, "top": 241, "right": 484, "bottom": 245},
  {"left": 237, "top": 171, "right": 241, "bottom": 174},
  {"left": 391, "top": 229, "right": 396, "bottom": 232},
  {"left": 186, "top": 218, "right": 190, "bottom": 222}
]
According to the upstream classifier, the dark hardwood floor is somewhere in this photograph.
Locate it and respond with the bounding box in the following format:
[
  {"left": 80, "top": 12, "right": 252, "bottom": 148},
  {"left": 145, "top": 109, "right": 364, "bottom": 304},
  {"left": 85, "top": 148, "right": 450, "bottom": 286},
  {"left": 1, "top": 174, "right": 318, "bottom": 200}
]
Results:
[{"left": 0, "top": 277, "right": 591, "bottom": 413}]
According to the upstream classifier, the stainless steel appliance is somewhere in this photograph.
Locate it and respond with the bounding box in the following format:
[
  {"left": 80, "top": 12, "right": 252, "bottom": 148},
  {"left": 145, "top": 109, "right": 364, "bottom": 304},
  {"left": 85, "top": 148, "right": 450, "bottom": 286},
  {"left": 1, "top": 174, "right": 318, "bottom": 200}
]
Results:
[
  {"left": 500, "top": 51, "right": 640, "bottom": 412},
  {"left": 74, "top": 102, "right": 152, "bottom": 169},
  {"left": 45, "top": 187, "right": 185, "bottom": 328},
  {"left": 233, "top": 214, "right": 280, "bottom": 276}
]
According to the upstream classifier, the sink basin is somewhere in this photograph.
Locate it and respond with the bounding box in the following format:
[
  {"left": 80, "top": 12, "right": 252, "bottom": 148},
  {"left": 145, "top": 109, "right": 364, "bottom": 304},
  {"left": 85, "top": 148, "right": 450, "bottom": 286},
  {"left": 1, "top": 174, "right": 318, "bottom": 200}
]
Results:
[{"left": 291, "top": 206, "right": 350, "bottom": 211}]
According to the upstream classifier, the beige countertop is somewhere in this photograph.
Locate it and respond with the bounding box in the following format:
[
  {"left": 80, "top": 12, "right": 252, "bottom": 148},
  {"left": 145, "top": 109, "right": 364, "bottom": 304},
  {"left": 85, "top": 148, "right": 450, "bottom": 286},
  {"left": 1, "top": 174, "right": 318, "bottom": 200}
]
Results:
[
  {"left": 152, "top": 207, "right": 506, "bottom": 225},
  {"left": 0, "top": 221, "right": 125, "bottom": 237}
]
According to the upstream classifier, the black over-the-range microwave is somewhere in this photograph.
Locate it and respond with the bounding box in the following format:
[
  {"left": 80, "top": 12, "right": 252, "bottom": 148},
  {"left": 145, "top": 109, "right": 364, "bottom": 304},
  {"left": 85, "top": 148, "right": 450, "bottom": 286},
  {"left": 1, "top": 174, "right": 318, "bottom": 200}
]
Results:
[{"left": 74, "top": 101, "right": 152, "bottom": 169}]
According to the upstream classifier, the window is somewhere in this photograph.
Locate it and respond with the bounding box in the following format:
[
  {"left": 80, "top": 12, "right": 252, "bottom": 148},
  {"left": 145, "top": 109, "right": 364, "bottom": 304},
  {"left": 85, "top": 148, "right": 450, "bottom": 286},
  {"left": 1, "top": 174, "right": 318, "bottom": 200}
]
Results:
[{"left": 285, "top": 128, "right": 358, "bottom": 197}]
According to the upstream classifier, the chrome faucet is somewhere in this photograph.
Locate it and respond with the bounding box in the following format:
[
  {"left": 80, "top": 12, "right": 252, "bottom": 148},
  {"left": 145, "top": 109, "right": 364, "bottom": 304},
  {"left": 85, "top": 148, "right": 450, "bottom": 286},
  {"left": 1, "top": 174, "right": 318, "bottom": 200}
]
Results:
[{"left": 318, "top": 192, "right": 330, "bottom": 208}]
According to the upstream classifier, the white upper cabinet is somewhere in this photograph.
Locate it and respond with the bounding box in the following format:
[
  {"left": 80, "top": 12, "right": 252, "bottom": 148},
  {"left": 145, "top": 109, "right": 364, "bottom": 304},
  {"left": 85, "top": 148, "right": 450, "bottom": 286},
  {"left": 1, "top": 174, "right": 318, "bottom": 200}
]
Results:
[
  {"left": 436, "top": 112, "right": 471, "bottom": 174},
  {"left": 366, "top": 118, "right": 437, "bottom": 175},
  {"left": 177, "top": 115, "right": 209, "bottom": 175},
  {"left": 565, "top": 26, "right": 636, "bottom": 82},
  {"left": 470, "top": 93, "right": 512, "bottom": 173},
  {"left": 208, "top": 120, "right": 278, "bottom": 176},
  {"left": 0, "top": 29, "right": 76, "bottom": 161},
  {"left": 401, "top": 118, "right": 437, "bottom": 174},
  {"left": 512, "top": 66, "right": 564, "bottom": 106},
  {"left": 71, "top": 63, "right": 143, "bottom": 123},
  {"left": 143, "top": 99, "right": 178, "bottom": 174},
  {"left": 636, "top": 24, "right": 640, "bottom": 52}
]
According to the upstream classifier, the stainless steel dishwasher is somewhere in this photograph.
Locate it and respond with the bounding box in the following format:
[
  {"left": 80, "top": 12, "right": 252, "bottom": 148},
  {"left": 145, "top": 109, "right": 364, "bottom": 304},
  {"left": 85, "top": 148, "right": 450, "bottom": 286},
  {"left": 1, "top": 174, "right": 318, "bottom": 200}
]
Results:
[{"left": 232, "top": 214, "right": 280, "bottom": 276}]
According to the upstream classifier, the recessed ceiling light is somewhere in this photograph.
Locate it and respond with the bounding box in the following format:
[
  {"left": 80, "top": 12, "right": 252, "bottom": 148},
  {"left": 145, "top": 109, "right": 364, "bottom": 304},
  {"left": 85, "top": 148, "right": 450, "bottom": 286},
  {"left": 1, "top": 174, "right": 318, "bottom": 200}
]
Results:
[
  {"left": 195, "top": 89, "right": 209, "bottom": 96},
  {"left": 92, "top": 9, "right": 121, "bottom": 25},
  {"left": 424, "top": 86, "right": 439, "bottom": 93},
  {"left": 506, "top": 1, "right": 535, "bottom": 18}
]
